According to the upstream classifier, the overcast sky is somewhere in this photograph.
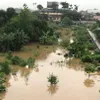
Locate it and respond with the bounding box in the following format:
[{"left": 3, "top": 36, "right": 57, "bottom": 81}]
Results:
[{"left": 0, "top": 0, "right": 100, "bottom": 10}]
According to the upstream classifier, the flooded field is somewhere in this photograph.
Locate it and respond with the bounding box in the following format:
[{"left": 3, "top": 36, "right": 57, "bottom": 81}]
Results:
[{"left": 0, "top": 44, "right": 100, "bottom": 100}]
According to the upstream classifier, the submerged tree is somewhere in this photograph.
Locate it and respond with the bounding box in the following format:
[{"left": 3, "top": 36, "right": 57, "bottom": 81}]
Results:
[{"left": 47, "top": 73, "right": 59, "bottom": 85}]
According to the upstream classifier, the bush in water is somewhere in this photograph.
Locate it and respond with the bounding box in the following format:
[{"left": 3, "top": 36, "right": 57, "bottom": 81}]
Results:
[
  {"left": 27, "top": 57, "right": 35, "bottom": 68},
  {"left": 85, "top": 64, "right": 96, "bottom": 73},
  {"left": 7, "top": 55, "right": 35, "bottom": 67},
  {"left": 34, "top": 51, "right": 39, "bottom": 57},
  {"left": 11, "top": 56, "right": 27, "bottom": 67},
  {"left": 39, "top": 30, "right": 58, "bottom": 45},
  {"left": 47, "top": 73, "right": 59, "bottom": 85},
  {"left": 0, "top": 62, "right": 11, "bottom": 75},
  {"left": 11, "top": 56, "right": 22, "bottom": 65},
  {"left": 81, "top": 55, "right": 93, "bottom": 63},
  {"left": 0, "top": 73, "right": 6, "bottom": 92},
  {"left": 6, "top": 51, "right": 13, "bottom": 60}
]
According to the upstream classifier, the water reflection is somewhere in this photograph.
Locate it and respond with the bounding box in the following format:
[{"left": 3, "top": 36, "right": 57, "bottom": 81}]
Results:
[
  {"left": 0, "top": 92, "right": 6, "bottom": 100},
  {"left": 19, "top": 68, "right": 32, "bottom": 78},
  {"left": 84, "top": 73, "right": 95, "bottom": 88},
  {"left": 84, "top": 79, "right": 95, "bottom": 88},
  {"left": 0, "top": 76, "right": 11, "bottom": 100},
  {"left": 11, "top": 66, "right": 33, "bottom": 85},
  {"left": 34, "top": 67, "right": 39, "bottom": 72},
  {"left": 11, "top": 66, "right": 19, "bottom": 81},
  {"left": 56, "top": 60, "right": 66, "bottom": 67},
  {"left": 6, "top": 75, "right": 11, "bottom": 88},
  {"left": 47, "top": 84, "right": 59, "bottom": 96},
  {"left": 67, "top": 58, "right": 83, "bottom": 71}
]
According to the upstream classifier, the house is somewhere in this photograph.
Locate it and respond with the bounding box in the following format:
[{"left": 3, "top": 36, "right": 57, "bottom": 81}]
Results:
[
  {"left": 93, "top": 16, "right": 100, "bottom": 21},
  {"left": 45, "top": 12, "right": 62, "bottom": 21},
  {"left": 41, "top": 1, "right": 62, "bottom": 22},
  {"left": 41, "top": 8, "right": 62, "bottom": 22}
]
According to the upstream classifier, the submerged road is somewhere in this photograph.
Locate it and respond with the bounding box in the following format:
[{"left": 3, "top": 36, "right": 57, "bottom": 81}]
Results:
[{"left": 87, "top": 29, "right": 100, "bottom": 50}]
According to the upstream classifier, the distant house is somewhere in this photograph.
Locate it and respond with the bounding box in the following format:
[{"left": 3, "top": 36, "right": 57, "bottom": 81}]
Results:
[
  {"left": 45, "top": 12, "right": 62, "bottom": 21},
  {"left": 93, "top": 16, "right": 100, "bottom": 21},
  {"left": 41, "top": 8, "right": 62, "bottom": 22},
  {"left": 44, "top": 1, "right": 62, "bottom": 21}
]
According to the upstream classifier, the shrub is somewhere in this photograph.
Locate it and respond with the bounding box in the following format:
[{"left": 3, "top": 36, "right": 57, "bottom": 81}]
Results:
[
  {"left": 19, "top": 59, "right": 27, "bottom": 67},
  {"left": 11, "top": 56, "right": 27, "bottom": 67},
  {"left": 0, "top": 85, "right": 6, "bottom": 92},
  {"left": 11, "top": 56, "right": 21, "bottom": 65},
  {"left": 85, "top": 64, "right": 96, "bottom": 73},
  {"left": 27, "top": 57, "right": 35, "bottom": 68},
  {"left": 61, "top": 17, "right": 73, "bottom": 26},
  {"left": 0, "top": 62, "right": 11, "bottom": 75},
  {"left": 47, "top": 73, "right": 59, "bottom": 85},
  {"left": 81, "top": 55, "right": 93, "bottom": 62},
  {"left": 6, "top": 51, "right": 13, "bottom": 60},
  {"left": 7, "top": 54, "right": 35, "bottom": 67},
  {"left": 95, "top": 49, "right": 100, "bottom": 54},
  {"left": 0, "top": 73, "right": 6, "bottom": 92},
  {"left": 34, "top": 51, "right": 39, "bottom": 57},
  {"left": 39, "top": 30, "right": 58, "bottom": 45},
  {"left": 92, "top": 54, "right": 100, "bottom": 62}
]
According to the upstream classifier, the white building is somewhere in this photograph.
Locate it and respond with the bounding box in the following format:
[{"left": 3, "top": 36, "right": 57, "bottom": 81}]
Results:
[{"left": 87, "top": 9, "right": 100, "bottom": 13}]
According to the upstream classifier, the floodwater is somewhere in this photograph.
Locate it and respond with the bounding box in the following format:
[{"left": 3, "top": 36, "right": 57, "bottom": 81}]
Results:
[{"left": 0, "top": 44, "right": 100, "bottom": 100}]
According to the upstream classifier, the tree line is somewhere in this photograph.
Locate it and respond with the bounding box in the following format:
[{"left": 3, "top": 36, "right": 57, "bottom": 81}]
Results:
[{"left": 0, "top": 4, "right": 58, "bottom": 52}]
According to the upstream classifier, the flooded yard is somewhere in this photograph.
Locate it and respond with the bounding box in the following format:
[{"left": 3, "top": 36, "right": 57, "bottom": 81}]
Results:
[{"left": 0, "top": 44, "right": 100, "bottom": 100}]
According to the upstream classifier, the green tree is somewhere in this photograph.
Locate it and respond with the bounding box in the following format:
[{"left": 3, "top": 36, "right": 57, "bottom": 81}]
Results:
[
  {"left": 69, "top": 4, "right": 73, "bottom": 10},
  {"left": 0, "top": 10, "right": 7, "bottom": 27},
  {"left": 0, "top": 73, "right": 6, "bottom": 92},
  {"left": 0, "top": 62, "right": 11, "bottom": 75},
  {"left": 60, "top": 2, "right": 69, "bottom": 9},
  {"left": 12, "top": 30, "right": 29, "bottom": 51},
  {"left": 48, "top": 73, "right": 59, "bottom": 85},
  {"left": 37, "top": 4, "right": 43, "bottom": 10},
  {"left": 0, "top": 30, "right": 29, "bottom": 52},
  {"left": 62, "top": 17, "right": 73, "bottom": 26},
  {"left": 6, "top": 7, "right": 16, "bottom": 20},
  {"left": 62, "top": 10, "right": 81, "bottom": 21},
  {"left": 74, "top": 5, "right": 78, "bottom": 11}
]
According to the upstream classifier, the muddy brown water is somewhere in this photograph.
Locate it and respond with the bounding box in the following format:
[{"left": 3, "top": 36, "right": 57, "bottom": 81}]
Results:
[{"left": 0, "top": 44, "right": 100, "bottom": 100}]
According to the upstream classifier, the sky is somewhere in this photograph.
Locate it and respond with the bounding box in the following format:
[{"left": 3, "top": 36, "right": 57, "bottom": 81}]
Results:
[{"left": 0, "top": 0, "right": 100, "bottom": 11}]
